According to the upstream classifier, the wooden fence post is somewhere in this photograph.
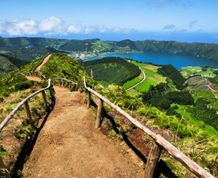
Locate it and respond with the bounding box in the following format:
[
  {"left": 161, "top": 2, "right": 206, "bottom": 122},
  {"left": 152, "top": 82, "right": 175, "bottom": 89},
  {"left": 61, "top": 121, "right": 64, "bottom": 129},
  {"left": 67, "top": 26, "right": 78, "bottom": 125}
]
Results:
[
  {"left": 144, "top": 142, "right": 162, "bottom": 178},
  {"left": 24, "top": 100, "right": 32, "bottom": 123},
  {"left": 49, "top": 87, "right": 55, "bottom": 100},
  {"left": 41, "top": 90, "right": 48, "bottom": 110},
  {"left": 61, "top": 79, "right": 64, "bottom": 87},
  {"left": 87, "top": 91, "right": 91, "bottom": 108},
  {"left": 95, "top": 98, "right": 103, "bottom": 128}
]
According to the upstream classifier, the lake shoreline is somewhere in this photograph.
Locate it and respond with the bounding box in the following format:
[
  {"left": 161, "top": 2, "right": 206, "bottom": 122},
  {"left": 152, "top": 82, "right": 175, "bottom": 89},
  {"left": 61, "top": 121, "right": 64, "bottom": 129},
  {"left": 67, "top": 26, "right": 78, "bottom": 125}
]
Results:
[{"left": 84, "top": 52, "right": 218, "bottom": 69}]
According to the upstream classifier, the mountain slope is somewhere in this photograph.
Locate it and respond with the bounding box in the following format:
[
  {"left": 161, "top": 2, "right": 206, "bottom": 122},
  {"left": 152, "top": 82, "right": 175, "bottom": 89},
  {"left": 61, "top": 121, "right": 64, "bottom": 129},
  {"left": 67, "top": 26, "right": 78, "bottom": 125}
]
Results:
[
  {"left": 1, "top": 37, "right": 218, "bottom": 61},
  {"left": 0, "top": 53, "right": 28, "bottom": 73},
  {"left": 84, "top": 57, "right": 140, "bottom": 86}
]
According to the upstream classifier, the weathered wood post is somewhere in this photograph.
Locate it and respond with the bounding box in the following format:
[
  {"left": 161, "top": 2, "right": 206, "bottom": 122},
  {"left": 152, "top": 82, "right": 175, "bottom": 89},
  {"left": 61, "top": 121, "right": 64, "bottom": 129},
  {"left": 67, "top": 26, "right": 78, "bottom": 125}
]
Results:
[
  {"left": 24, "top": 100, "right": 32, "bottom": 123},
  {"left": 95, "top": 98, "right": 103, "bottom": 128},
  {"left": 90, "top": 69, "right": 93, "bottom": 78},
  {"left": 49, "top": 86, "right": 55, "bottom": 102},
  {"left": 41, "top": 90, "right": 48, "bottom": 110},
  {"left": 144, "top": 142, "right": 162, "bottom": 178},
  {"left": 61, "top": 79, "right": 64, "bottom": 87},
  {"left": 87, "top": 91, "right": 91, "bottom": 108}
]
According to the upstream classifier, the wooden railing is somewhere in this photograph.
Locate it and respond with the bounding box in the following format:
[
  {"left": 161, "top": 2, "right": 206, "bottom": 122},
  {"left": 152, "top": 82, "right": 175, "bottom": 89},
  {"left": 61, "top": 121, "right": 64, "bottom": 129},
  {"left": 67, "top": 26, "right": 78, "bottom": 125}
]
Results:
[
  {"left": 51, "top": 78, "right": 78, "bottom": 91},
  {"left": 83, "top": 77, "right": 214, "bottom": 178},
  {"left": 0, "top": 79, "right": 54, "bottom": 132}
]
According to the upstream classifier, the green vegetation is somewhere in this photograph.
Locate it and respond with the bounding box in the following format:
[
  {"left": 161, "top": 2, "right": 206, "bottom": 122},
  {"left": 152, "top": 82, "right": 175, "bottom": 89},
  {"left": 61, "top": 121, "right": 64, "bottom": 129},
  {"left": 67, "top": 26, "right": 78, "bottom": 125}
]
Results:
[
  {"left": 96, "top": 81, "right": 218, "bottom": 176},
  {"left": 1, "top": 37, "right": 218, "bottom": 62},
  {"left": 0, "top": 72, "right": 31, "bottom": 98},
  {"left": 0, "top": 37, "right": 68, "bottom": 61},
  {"left": 123, "top": 61, "right": 166, "bottom": 92},
  {"left": 0, "top": 55, "right": 45, "bottom": 98},
  {"left": 0, "top": 53, "right": 28, "bottom": 73},
  {"left": 123, "top": 76, "right": 141, "bottom": 89},
  {"left": 60, "top": 39, "right": 102, "bottom": 52},
  {"left": 181, "top": 66, "right": 217, "bottom": 78},
  {"left": 0, "top": 52, "right": 217, "bottom": 176},
  {"left": 87, "top": 58, "right": 217, "bottom": 176},
  {"left": 41, "top": 54, "right": 86, "bottom": 83},
  {"left": 143, "top": 84, "right": 194, "bottom": 110},
  {"left": 61, "top": 39, "right": 218, "bottom": 61},
  {"left": 83, "top": 57, "right": 140, "bottom": 86},
  {"left": 158, "top": 64, "right": 185, "bottom": 89}
]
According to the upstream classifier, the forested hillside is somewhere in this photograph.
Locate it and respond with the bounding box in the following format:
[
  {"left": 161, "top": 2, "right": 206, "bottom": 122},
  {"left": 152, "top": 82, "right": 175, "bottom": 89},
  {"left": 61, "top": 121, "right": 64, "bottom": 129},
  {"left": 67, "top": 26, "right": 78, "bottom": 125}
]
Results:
[
  {"left": 0, "top": 53, "right": 28, "bottom": 73},
  {"left": 1, "top": 37, "right": 218, "bottom": 62},
  {"left": 0, "top": 37, "right": 67, "bottom": 61},
  {"left": 84, "top": 57, "right": 140, "bottom": 86}
]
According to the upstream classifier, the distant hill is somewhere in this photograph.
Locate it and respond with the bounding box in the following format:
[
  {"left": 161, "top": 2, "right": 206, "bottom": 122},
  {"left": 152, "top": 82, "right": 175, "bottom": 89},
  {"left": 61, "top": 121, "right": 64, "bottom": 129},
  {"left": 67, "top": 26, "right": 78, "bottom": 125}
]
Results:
[
  {"left": 0, "top": 37, "right": 68, "bottom": 61},
  {"left": 1, "top": 37, "right": 218, "bottom": 62},
  {"left": 60, "top": 39, "right": 218, "bottom": 61},
  {"left": 0, "top": 53, "right": 28, "bottom": 73},
  {"left": 0, "top": 37, "right": 67, "bottom": 48},
  {"left": 59, "top": 39, "right": 101, "bottom": 51}
]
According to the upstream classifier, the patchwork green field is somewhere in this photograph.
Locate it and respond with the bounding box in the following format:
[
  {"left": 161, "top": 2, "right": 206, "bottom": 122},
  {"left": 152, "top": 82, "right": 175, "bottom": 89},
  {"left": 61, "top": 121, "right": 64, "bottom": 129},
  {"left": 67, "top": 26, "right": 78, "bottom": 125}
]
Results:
[
  {"left": 181, "top": 66, "right": 218, "bottom": 78},
  {"left": 123, "top": 61, "right": 166, "bottom": 92}
]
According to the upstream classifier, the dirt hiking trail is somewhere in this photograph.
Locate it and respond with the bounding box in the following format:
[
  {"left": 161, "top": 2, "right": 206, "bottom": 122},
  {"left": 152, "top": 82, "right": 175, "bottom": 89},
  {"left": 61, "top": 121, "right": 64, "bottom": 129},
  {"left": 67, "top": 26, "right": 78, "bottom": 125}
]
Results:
[
  {"left": 35, "top": 54, "right": 52, "bottom": 72},
  {"left": 22, "top": 86, "right": 143, "bottom": 178}
]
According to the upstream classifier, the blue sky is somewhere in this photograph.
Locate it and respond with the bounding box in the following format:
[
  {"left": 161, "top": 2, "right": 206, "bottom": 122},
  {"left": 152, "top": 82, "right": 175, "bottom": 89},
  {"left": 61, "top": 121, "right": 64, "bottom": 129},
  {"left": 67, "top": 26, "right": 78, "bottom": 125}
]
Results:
[{"left": 0, "top": 0, "right": 218, "bottom": 42}]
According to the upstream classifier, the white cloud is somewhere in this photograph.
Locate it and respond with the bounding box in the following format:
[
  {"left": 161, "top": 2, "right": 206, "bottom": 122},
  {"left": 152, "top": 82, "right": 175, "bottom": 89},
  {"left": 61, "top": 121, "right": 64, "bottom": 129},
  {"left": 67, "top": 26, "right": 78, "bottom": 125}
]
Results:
[
  {"left": 67, "top": 25, "right": 81, "bottom": 34},
  {"left": 2, "top": 20, "right": 37, "bottom": 35},
  {"left": 0, "top": 17, "right": 136, "bottom": 36},
  {"left": 39, "top": 16, "right": 63, "bottom": 33}
]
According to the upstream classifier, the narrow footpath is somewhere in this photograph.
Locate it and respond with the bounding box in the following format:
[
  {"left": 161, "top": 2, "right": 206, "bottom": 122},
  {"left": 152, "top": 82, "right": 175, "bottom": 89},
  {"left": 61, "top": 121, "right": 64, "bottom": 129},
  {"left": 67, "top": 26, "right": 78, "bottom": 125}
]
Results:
[{"left": 22, "top": 87, "right": 143, "bottom": 178}]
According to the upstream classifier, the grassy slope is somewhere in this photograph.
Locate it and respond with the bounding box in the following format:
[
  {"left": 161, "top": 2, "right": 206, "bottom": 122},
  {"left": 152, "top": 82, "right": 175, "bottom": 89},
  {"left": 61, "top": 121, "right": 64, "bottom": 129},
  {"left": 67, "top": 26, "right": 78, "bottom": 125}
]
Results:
[
  {"left": 100, "top": 80, "right": 218, "bottom": 176},
  {"left": 0, "top": 54, "right": 90, "bottom": 171},
  {"left": 181, "top": 66, "right": 217, "bottom": 78},
  {"left": 123, "top": 61, "right": 166, "bottom": 92},
  {"left": 0, "top": 54, "right": 28, "bottom": 73},
  {"left": 41, "top": 54, "right": 86, "bottom": 83},
  {"left": 0, "top": 55, "right": 17, "bottom": 73},
  {"left": 84, "top": 58, "right": 140, "bottom": 86}
]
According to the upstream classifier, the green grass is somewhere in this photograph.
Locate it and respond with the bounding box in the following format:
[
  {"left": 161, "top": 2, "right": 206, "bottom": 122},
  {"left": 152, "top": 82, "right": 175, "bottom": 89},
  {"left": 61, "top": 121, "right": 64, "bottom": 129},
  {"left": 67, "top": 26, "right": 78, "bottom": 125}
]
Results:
[
  {"left": 123, "top": 61, "right": 166, "bottom": 92},
  {"left": 181, "top": 66, "right": 217, "bottom": 78},
  {"left": 175, "top": 104, "right": 218, "bottom": 137},
  {"left": 190, "top": 89, "right": 218, "bottom": 110},
  {"left": 191, "top": 89, "right": 214, "bottom": 101},
  {"left": 123, "top": 75, "right": 141, "bottom": 89},
  {"left": 135, "top": 78, "right": 158, "bottom": 92},
  {"left": 41, "top": 54, "right": 86, "bottom": 82}
]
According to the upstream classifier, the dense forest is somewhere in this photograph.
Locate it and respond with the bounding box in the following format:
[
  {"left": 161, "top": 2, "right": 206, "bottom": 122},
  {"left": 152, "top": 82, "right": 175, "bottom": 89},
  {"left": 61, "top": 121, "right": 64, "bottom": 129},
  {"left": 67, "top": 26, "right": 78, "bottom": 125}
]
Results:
[{"left": 83, "top": 57, "right": 140, "bottom": 86}]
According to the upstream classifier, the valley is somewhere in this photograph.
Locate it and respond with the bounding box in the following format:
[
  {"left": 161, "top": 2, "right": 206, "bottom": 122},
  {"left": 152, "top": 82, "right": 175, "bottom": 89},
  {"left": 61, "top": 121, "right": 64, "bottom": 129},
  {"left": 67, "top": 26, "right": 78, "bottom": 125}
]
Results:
[
  {"left": 1, "top": 0, "right": 218, "bottom": 177},
  {"left": 0, "top": 38, "right": 218, "bottom": 177}
]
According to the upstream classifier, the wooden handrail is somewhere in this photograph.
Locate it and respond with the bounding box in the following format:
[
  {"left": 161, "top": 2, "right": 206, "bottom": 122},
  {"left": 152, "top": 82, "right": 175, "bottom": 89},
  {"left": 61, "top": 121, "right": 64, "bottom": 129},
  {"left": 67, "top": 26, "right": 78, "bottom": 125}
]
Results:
[
  {"left": 83, "top": 77, "right": 214, "bottom": 178},
  {"left": 52, "top": 78, "right": 78, "bottom": 91},
  {"left": 52, "top": 78, "right": 77, "bottom": 85},
  {"left": 0, "top": 79, "right": 53, "bottom": 132}
]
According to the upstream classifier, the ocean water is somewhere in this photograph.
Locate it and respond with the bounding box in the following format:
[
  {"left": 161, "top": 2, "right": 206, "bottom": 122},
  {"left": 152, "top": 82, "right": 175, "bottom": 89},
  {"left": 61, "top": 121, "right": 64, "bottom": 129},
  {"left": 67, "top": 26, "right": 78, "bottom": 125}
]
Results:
[{"left": 85, "top": 52, "right": 218, "bottom": 69}]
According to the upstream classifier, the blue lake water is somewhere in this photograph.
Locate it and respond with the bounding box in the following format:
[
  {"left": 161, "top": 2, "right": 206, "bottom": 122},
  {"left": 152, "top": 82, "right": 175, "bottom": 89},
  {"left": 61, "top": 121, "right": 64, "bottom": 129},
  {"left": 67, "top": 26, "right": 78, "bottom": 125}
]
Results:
[{"left": 85, "top": 52, "right": 218, "bottom": 69}]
